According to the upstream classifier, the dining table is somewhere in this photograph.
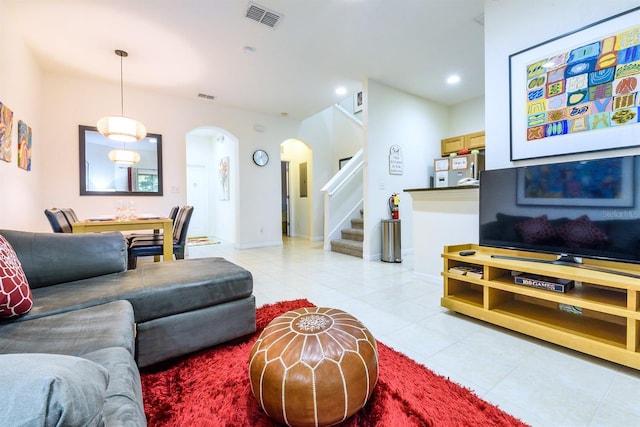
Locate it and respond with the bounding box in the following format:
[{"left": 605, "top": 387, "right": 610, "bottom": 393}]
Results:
[{"left": 72, "top": 216, "right": 174, "bottom": 261}]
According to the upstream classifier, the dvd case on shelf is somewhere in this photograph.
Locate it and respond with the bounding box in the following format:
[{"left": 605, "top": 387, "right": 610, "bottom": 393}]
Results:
[{"left": 513, "top": 272, "right": 574, "bottom": 293}]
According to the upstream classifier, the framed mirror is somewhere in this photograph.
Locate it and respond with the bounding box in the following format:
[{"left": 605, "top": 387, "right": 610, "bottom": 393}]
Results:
[{"left": 79, "top": 125, "right": 163, "bottom": 196}]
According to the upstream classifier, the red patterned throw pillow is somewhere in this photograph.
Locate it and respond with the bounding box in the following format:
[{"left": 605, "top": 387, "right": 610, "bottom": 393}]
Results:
[
  {"left": 557, "top": 215, "right": 608, "bottom": 248},
  {"left": 515, "top": 215, "right": 557, "bottom": 244},
  {"left": 0, "top": 235, "right": 33, "bottom": 318}
]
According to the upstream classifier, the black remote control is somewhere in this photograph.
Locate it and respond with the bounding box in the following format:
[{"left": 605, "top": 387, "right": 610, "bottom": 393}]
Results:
[{"left": 459, "top": 250, "right": 476, "bottom": 256}]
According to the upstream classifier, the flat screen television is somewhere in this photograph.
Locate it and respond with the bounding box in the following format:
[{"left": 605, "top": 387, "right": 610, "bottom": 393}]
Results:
[{"left": 479, "top": 154, "right": 640, "bottom": 265}]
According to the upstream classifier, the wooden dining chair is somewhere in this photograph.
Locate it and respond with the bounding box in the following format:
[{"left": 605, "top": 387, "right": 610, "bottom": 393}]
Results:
[
  {"left": 127, "top": 206, "right": 194, "bottom": 269},
  {"left": 44, "top": 208, "right": 73, "bottom": 233}
]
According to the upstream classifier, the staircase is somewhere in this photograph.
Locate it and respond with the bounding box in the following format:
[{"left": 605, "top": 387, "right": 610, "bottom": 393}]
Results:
[{"left": 330, "top": 211, "right": 363, "bottom": 258}]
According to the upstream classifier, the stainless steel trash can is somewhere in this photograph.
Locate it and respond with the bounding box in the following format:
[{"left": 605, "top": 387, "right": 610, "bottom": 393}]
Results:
[{"left": 381, "top": 219, "right": 402, "bottom": 263}]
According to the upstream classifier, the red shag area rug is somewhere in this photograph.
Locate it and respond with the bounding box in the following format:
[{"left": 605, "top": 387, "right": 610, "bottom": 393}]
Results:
[{"left": 141, "top": 299, "right": 528, "bottom": 426}]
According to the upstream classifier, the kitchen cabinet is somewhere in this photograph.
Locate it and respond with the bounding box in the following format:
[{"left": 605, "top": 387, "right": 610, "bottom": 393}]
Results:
[{"left": 441, "top": 131, "right": 485, "bottom": 156}]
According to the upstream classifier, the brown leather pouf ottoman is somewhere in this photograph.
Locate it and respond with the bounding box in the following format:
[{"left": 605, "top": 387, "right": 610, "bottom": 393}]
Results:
[{"left": 249, "top": 307, "right": 378, "bottom": 427}]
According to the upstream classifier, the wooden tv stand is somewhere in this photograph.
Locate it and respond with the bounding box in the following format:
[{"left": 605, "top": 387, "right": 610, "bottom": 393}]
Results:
[{"left": 441, "top": 244, "right": 640, "bottom": 370}]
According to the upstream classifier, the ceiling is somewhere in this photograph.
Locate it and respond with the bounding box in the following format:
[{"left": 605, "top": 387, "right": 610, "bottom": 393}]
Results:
[{"left": 4, "top": 0, "right": 485, "bottom": 121}]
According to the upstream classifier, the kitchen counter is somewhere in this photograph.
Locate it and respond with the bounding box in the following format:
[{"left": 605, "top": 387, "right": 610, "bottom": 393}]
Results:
[
  {"left": 404, "top": 185, "right": 479, "bottom": 192},
  {"left": 405, "top": 186, "right": 479, "bottom": 281}
]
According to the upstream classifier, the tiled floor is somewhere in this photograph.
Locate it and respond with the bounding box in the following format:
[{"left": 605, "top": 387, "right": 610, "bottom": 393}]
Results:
[{"left": 183, "top": 237, "right": 640, "bottom": 426}]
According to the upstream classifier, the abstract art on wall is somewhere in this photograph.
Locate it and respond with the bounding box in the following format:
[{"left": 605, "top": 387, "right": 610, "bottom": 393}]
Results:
[
  {"left": 516, "top": 156, "right": 633, "bottom": 207},
  {"left": 219, "top": 156, "right": 230, "bottom": 201},
  {"left": 17, "top": 120, "right": 32, "bottom": 171},
  {"left": 510, "top": 6, "right": 640, "bottom": 160},
  {"left": 0, "top": 101, "right": 14, "bottom": 163}
]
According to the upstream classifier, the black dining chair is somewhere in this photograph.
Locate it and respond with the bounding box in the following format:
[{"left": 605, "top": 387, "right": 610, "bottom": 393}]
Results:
[
  {"left": 60, "top": 208, "right": 79, "bottom": 224},
  {"left": 125, "top": 205, "right": 180, "bottom": 243},
  {"left": 44, "top": 208, "right": 73, "bottom": 233},
  {"left": 127, "top": 206, "right": 194, "bottom": 269}
]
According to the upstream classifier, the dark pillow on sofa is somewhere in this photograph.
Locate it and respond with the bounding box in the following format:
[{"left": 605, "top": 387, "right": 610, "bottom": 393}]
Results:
[
  {"left": 496, "top": 213, "right": 533, "bottom": 242},
  {"left": 515, "top": 215, "right": 557, "bottom": 244},
  {"left": 557, "top": 215, "right": 608, "bottom": 248},
  {"left": 0, "top": 353, "right": 108, "bottom": 426}
]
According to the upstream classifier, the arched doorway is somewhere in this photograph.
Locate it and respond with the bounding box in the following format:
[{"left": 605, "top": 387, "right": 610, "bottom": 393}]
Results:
[{"left": 186, "top": 127, "right": 239, "bottom": 244}]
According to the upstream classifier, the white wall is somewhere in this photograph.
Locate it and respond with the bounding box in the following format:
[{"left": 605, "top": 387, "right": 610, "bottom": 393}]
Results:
[
  {"left": 332, "top": 107, "right": 363, "bottom": 174},
  {"left": 411, "top": 189, "right": 479, "bottom": 281},
  {"left": 212, "top": 133, "right": 238, "bottom": 243},
  {"left": 298, "top": 108, "right": 334, "bottom": 241},
  {"left": 186, "top": 135, "right": 213, "bottom": 239},
  {"left": 36, "top": 72, "right": 300, "bottom": 247},
  {"left": 484, "top": 0, "right": 640, "bottom": 170},
  {"left": 405, "top": 1, "right": 640, "bottom": 279},
  {"left": 0, "top": 2, "right": 45, "bottom": 231},
  {"left": 295, "top": 103, "right": 364, "bottom": 243},
  {"left": 186, "top": 130, "right": 238, "bottom": 243},
  {"left": 364, "top": 80, "right": 449, "bottom": 260},
  {"left": 337, "top": 91, "right": 364, "bottom": 123},
  {"left": 1, "top": 1, "right": 301, "bottom": 246},
  {"left": 448, "top": 95, "right": 485, "bottom": 136}
]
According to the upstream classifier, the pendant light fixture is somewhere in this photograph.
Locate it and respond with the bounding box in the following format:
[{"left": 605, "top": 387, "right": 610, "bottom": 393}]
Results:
[
  {"left": 97, "top": 49, "right": 147, "bottom": 143},
  {"left": 108, "top": 147, "right": 141, "bottom": 165}
]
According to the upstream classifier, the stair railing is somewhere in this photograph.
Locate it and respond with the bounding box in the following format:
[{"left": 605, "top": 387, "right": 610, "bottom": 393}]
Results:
[
  {"left": 321, "top": 148, "right": 364, "bottom": 250},
  {"left": 335, "top": 103, "right": 363, "bottom": 126}
]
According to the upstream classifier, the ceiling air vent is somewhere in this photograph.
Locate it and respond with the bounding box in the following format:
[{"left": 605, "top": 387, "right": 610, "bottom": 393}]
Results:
[
  {"left": 245, "top": 2, "right": 283, "bottom": 29},
  {"left": 197, "top": 93, "right": 215, "bottom": 100}
]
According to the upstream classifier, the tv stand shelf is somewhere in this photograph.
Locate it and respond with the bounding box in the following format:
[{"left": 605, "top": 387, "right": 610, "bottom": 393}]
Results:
[{"left": 441, "top": 244, "right": 640, "bottom": 369}]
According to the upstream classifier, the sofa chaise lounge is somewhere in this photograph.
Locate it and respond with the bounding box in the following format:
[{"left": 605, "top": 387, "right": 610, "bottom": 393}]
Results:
[{"left": 0, "top": 229, "right": 256, "bottom": 426}]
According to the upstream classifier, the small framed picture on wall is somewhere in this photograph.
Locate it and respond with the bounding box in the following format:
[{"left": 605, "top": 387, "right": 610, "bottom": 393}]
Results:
[{"left": 353, "top": 91, "right": 363, "bottom": 114}]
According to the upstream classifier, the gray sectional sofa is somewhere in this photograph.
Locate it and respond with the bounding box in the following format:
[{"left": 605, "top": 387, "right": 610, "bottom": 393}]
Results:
[{"left": 0, "top": 229, "right": 256, "bottom": 426}]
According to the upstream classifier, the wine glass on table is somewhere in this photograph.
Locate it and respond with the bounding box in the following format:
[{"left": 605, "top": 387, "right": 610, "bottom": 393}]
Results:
[
  {"left": 115, "top": 200, "right": 125, "bottom": 221},
  {"left": 127, "top": 201, "right": 136, "bottom": 220}
]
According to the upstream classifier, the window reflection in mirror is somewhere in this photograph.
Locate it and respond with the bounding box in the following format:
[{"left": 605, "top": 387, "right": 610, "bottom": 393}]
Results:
[{"left": 79, "top": 125, "right": 163, "bottom": 196}]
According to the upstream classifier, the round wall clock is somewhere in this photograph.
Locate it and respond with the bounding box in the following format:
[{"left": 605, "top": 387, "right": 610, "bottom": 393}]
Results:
[{"left": 253, "top": 149, "right": 269, "bottom": 166}]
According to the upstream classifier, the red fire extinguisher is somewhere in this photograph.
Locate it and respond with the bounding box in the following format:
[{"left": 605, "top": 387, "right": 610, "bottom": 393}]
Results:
[{"left": 389, "top": 193, "right": 400, "bottom": 219}]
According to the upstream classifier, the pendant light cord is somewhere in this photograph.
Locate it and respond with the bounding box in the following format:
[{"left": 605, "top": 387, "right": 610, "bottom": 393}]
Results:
[
  {"left": 115, "top": 49, "right": 128, "bottom": 116},
  {"left": 117, "top": 50, "right": 127, "bottom": 149},
  {"left": 120, "top": 52, "right": 124, "bottom": 116}
]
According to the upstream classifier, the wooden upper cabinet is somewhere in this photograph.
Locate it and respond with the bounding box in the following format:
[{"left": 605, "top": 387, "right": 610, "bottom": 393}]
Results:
[
  {"left": 440, "top": 136, "right": 464, "bottom": 155},
  {"left": 440, "top": 131, "right": 485, "bottom": 156},
  {"left": 465, "top": 131, "right": 485, "bottom": 150}
]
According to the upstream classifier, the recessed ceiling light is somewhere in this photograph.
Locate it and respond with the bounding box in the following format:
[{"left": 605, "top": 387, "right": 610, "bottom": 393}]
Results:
[
  {"left": 446, "top": 75, "right": 461, "bottom": 85},
  {"left": 335, "top": 86, "right": 347, "bottom": 96}
]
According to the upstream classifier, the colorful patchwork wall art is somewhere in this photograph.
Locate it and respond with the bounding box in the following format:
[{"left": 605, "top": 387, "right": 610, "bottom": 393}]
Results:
[
  {"left": 17, "top": 120, "right": 32, "bottom": 171},
  {"left": 0, "top": 101, "right": 13, "bottom": 163},
  {"left": 509, "top": 7, "right": 640, "bottom": 160}
]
